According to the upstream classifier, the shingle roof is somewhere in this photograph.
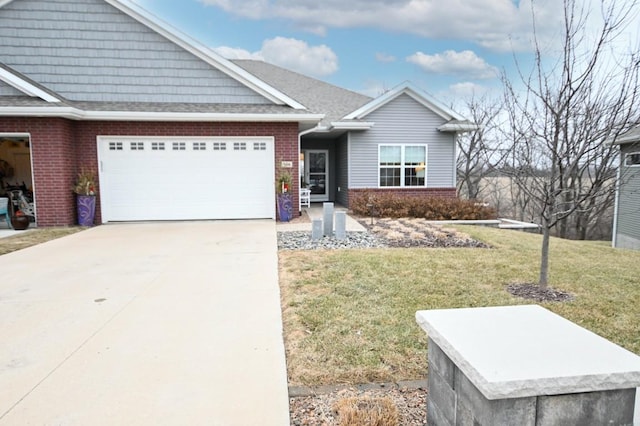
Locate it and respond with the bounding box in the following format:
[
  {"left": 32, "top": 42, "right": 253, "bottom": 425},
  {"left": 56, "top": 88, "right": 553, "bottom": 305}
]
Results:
[
  {"left": 232, "top": 60, "right": 372, "bottom": 126},
  {"left": 617, "top": 125, "right": 640, "bottom": 144},
  {"left": 71, "top": 101, "right": 310, "bottom": 115},
  {"left": 0, "top": 95, "right": 65, "bottom": 107}
]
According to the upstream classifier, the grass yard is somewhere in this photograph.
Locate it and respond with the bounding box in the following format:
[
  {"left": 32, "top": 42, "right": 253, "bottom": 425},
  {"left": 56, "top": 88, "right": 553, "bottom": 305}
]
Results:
[
  {"left": 0, "top": 227, "right": 85, "bottom": 255},
  {"left": 279, "top": 225, "right": 640, "bottom": 387}
]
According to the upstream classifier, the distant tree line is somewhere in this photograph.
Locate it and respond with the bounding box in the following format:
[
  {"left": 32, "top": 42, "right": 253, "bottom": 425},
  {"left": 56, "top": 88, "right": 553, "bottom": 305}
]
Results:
[{"left": 455, "top": 0, "right": 640, "bottom": 288}]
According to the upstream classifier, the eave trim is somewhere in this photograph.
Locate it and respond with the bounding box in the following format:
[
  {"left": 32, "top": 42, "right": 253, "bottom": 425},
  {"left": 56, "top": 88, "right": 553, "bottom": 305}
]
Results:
[
  {"left": 0, "top": 68, "right": 62, "bottom": 103},
  {"left": 0, "top": 106, "right": 324, "bottom": 122}
]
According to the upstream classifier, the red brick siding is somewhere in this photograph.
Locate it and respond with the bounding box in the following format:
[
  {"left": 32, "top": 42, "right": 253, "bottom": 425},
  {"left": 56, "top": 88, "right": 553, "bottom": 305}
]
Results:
[
  {"left": 348, "top": 187, "right": 457, "bottom": 206},
  {"left": 0, "top": 118, "right": 76, "bottom": 226},
  {"left": 0, "top": 118, "right": 300, "bottom": 226}
]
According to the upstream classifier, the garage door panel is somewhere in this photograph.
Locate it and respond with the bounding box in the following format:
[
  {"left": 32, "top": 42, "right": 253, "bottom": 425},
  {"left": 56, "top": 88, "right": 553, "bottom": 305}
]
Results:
[{"left": 98, "top": 137, "right": 276, "bottom": 221}]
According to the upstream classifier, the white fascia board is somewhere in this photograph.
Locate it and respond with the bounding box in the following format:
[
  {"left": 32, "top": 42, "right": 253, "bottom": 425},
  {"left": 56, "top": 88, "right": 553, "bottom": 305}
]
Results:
[
  {"left": 105, "top": 0, "right": 307, "bottom": 110},
  {"left": 330, "top": 121, "right": 375, "bottom": 130},
  {"left": 0, "top": 0, "right": 14, "bottom": 8},
  {"left": 0, "top": 68, "right": 61, "bottom": 103},
  {"left": 612, "top": 130, "right": 640, "bottom": 144},
  {"left": 344, "top": 82, "right": 465, "bottom": 121},
  {"left": 438, "top": 123, "right": 480, "bottom": 132},
  {"left": 82, "top": 111, "right": 325, "bottom": 122},
  {"left": 0, "top": 107, "right": 324, "bottom": 123}
]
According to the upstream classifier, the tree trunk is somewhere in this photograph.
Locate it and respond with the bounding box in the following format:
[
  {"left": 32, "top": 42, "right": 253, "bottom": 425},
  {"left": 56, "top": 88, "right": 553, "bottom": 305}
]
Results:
[{"left": 539, "top": 218, "right": 551, "bottom": 289}]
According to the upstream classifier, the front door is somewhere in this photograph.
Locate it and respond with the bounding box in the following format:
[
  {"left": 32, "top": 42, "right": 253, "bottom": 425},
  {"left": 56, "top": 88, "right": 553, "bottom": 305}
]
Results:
[{"left": 305, "top": 150, "right": 329, "bottom": 202}]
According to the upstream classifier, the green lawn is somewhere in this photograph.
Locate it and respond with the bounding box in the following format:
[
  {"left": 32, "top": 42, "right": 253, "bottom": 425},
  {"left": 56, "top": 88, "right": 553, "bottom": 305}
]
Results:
[
  {"left": 0, "top": 227, "right": 85, "bottom": 256},
  {"left": 278, "top": 226, "right": 640, "bottom": 386}
]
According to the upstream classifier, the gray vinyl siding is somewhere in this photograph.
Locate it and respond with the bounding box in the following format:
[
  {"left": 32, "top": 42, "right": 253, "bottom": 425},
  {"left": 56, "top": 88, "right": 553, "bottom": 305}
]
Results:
[
  {"left": 616, "top": 143, "right": 640, "bottom": 249},
  {"left": 349, "top": 93, "right": 455, "bottom": 188},
  {"left": 0, "top": 0, "right": 271, "bottom": 104},
  {"left": 302, "top": 139, "right": 336, "bottom": 201},
  {"left": 0, "top": 80, "right": 24, "bottom": 96},
  {"left": 336, "top": 134, "right": 349, "bottom": 206}
]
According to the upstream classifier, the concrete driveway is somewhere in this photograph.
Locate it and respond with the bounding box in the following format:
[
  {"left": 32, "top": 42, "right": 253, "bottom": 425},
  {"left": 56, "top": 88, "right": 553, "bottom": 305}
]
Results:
[{"left": 0, "top": 221, "right": 289, "bottom": 425}]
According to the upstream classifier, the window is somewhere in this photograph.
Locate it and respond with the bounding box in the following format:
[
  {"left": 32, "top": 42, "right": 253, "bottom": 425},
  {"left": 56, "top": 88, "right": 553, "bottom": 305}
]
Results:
[
  {"left": 193, "top": 142, "right": 206, "bottom": 151},
  {"left": 130, "top": 142, "right": 144, "bottom": 151},
  {"left": 151, "top": 142, "right": 165, "bottom": 151},
  {"left": 379, "top": 145, "right": 427, "bottom": 187},
  {"left": 109, "top": 142, "right": 123, "bottom": 151},
  {"left": 234, "top": 142, "right": 247, "bottom": 151},
  {"left": 625, "top": 152, "right": 640, "bottom": 167},
  {"left": 172, "top": 142, "right": 186, "bottom": 151}
]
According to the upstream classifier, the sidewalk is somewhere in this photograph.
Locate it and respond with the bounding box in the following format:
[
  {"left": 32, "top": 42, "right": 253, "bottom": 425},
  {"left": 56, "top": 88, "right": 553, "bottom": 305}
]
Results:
[{"left": 276, "top": 204, "right": 367, "bottom": 232}]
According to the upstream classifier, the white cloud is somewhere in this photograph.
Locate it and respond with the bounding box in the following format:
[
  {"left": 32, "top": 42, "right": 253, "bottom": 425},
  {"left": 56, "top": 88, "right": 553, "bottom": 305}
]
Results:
[
  {"left": 448, "top": 82, "right": 489, "bottom": 98},
  {"left": 407, "top": 50, "right": 499, "bottom": 79},
  {"left": 214, "top": 37, "right": 338, "bottom": 77},
  {"left": 213, "top": 46, "right": 262, "bottom": 60},
  {"left": 375, "top": 52, "right": 397, "bottom": 63},
  {"left": 198, "top": 0, "right": 566, "bottom": 52},
  {"left": 260, "top": 37, "right": 338, "bottom": 76}
]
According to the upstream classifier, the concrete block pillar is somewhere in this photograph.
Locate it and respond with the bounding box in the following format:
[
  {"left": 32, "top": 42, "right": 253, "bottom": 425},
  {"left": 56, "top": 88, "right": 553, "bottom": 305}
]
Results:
[
  {"left": 335, "top": 211, "right": 346, "bottom": 240},
  {"left": 311, "top": 219, "right": 323, "bottom": 241},
  {"left": 323, "top": 202, "right": 334, "bottom": 237}
]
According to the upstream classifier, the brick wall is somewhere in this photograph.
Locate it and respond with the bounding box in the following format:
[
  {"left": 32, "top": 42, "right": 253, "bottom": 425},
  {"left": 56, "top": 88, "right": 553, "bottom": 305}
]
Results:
[
  {"left": 1, "top": 118, "right": 300, "bottom": 226},
  {"left": 0, "top": 117, "right": 75, "bottom": 226},
  {"left": 348, "top": 187, "right": 457, "bottom": 207}
]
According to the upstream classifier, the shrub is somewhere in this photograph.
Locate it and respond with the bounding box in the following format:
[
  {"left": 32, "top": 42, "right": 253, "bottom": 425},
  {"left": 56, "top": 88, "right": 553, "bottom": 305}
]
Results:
[{"left": 350, "top": 191, "right": 496, "bottom": 220}]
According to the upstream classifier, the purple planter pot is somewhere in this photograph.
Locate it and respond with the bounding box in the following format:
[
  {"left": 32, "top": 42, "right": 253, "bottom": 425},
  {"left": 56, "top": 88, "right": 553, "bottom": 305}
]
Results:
[
  {"left": 77, "top": 195, "right": 96, "bottom": 226},
  {"left": 277, "top": 193, "right": 292, "bottom": 222}
]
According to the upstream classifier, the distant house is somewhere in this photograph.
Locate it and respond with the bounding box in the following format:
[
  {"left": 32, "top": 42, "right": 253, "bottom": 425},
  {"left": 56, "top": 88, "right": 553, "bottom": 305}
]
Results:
[
  {"left": 613, "top": 125, "right": 640, "bottom": 249},
  {"left": 0, "top": 0, "right": 475, "bottom": 226}
]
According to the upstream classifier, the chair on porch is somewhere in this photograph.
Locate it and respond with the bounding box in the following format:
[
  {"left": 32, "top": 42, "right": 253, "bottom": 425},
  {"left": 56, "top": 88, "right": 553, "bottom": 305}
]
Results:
[
  {"left": 0, "top": 197, "right": 12, "bottom": 229},
  {"left": 300, "top": 188, "right": 311, "bottom": 209}
]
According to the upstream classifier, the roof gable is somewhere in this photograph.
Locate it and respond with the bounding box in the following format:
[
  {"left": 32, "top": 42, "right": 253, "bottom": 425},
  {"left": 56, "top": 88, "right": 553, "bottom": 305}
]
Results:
[
  {"left": 0, "top": 78, "right": 26, "bottom": 97},
  {"left": 233, "top": 60, "right": 370, "bottom": 126},
  {"left": 0, "top": 0, "right": 305, "bottom": 108},
  {"left": 344, "top": 82, "right": 464, "bottom": 121},
  {"left": 0, "top": 64, "right": 62, "bottom": 102}
]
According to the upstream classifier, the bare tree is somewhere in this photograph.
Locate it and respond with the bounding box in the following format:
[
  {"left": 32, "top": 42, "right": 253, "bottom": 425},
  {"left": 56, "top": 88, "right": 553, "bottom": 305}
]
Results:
[
  {"left": 456, "top": 95, "right": 505, "bottom": 200},
  {"left": 501, "top": 0, "right": 640, "bottom": 287}
]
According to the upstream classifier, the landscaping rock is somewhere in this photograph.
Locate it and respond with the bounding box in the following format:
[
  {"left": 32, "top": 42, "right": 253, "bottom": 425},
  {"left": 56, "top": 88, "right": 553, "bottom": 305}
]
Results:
[
  {"left": 289, "top": 384, "right": 427, "bottom": 425},
  {"left": 277, "top": 218, "right": 490, "bottom": 251},
  {"left": 278, "top": 231, "right": 387, "bottom": 250}
]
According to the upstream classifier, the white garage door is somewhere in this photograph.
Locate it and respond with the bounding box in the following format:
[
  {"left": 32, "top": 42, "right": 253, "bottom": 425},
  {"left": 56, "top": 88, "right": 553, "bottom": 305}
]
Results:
[{"left": 98, "top": 136, "right": 275, "bottom": 222}]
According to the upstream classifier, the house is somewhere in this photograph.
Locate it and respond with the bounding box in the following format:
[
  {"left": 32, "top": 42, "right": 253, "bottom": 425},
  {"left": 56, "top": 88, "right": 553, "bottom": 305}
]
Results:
[
  {"left": 612, "top": 125, "right": 640, "bottom": 249},
  {"left": 0, "top": 0, "right": 475, "bottom": 226}
]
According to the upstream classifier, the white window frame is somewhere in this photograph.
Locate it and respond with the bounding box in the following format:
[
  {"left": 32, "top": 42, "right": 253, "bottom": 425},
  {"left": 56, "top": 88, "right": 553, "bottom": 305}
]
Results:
[
  {"left": 378, "top": 144, "right": 428, "bottom": 188},
  {"left": 625, "top": 151, "right": 640, "bottom": 167}
]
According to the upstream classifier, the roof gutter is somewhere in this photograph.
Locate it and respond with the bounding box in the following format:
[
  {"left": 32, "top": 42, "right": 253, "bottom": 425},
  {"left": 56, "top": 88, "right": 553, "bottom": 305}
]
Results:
[
  {"left": 330, "top": 121, "right": 374, "bottom": 130},
  {"left": 438, "top": 123, "right": 480, "bottom": 132},
  {"left": 0, "top": 107, "right": 324, "bottom": 123}
]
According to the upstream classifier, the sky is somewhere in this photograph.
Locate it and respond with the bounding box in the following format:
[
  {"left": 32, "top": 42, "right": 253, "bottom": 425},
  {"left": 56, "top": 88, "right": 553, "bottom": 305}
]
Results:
[{"left": 131, "top": 0, "right": 639, "bottom": 106}]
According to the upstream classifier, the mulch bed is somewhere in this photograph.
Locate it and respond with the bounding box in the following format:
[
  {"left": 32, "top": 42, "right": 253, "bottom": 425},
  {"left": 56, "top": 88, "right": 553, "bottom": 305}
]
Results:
[
  {"left": 358, "top": 218, "right": 490, "bottom": 248},
  {"left": 506, "top": 282, "right": 575, "bottom": 302},
  {"left": 290, "top": 383, "right": 427, "bottom": 425}
]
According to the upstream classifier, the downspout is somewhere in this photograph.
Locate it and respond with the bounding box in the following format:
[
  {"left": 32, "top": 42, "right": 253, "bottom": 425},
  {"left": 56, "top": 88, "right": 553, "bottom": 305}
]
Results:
[
  {"left": 453, "top": 133, "right": 459, "bottom": 191},
  {"left": 612, "top": 165, "right": 621, "bottom": 248}
]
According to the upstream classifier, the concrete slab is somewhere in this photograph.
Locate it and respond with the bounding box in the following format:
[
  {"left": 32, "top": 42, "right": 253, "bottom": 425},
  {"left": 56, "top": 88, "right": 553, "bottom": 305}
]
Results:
[
  {"left": 276, "top": 204, "right": 366, "bottom": 232},
  {"left": 0, "top": 221, "right": 289, "bottom": 425}
]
